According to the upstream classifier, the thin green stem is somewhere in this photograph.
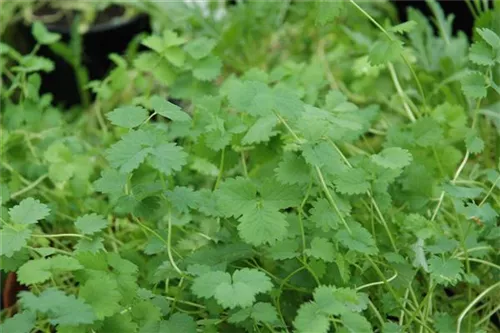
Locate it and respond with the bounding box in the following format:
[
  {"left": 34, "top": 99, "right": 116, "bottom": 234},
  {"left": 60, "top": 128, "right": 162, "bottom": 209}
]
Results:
[
  {"left": 475, "top": 304, "right": 500, "bottom": 327},
  {"left": 457, "top": 281, "right": 500, "bottom": 333},
  {"left": 164, "top": 296, "right": 205, "bottom": 309},
  {"left": 349, "top": 0, "right": 427, "bottom": 108},
  {"left": 368, "top": 299, "right": 385, "bottom": 327},
  {"left": 327, "top": 139, "right": 398, "bottom": 251},
  {"left": 315, "top": 166, "right": 351, "bottom": 233},
  {"left": 213, "top": 148, "right": 226, "bottom": 190},
  {"left": 10, "top": 174, "right": 48, "bottom": 199},
  {"left": 32, "top": 233, "right": 90, "bottom": 240},
  {"left": 465, "top": 0, "right": 479, "bottom": 18},
  {"left": 479, "top": 175, "right": 500, "bottom": 206},
  {"left": 297, "top": 257, "right": 320, "bottom": 286},
  {"left": 167, "top": 210, "right": 183, "bottom": 276},
  {"left": 275, "top": 112, "right": 302, "bottom": 143},
  {"left": 388, "top": 62, "right": 417, "bottom": 122},
  {"left": 431, "top": 150, "right": 470, "bottom": 221},
  {"left": 456, "top": 257, "right": 500, "bottom": 271},
  {"left": 240, "top": 151, "right": 248, "bottom": 177},
  {"left": 356, "top": 271, "right": 398, "bottom": 291}
]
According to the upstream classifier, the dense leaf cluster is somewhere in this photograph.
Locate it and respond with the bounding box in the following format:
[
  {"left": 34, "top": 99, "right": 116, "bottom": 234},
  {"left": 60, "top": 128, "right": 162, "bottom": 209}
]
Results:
[{"left": 1, "top": 1, "right": 499, "bottom": 333}]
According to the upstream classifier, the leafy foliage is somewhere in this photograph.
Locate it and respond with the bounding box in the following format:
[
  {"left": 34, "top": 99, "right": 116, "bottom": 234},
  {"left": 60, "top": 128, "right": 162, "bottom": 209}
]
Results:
[{"left": 1, "top": 1, "right": 499, "bottom": 333}]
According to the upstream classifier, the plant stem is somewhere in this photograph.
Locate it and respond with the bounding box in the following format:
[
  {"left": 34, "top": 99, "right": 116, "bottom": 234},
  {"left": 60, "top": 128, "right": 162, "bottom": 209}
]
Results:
[
  {"left": 356, "top": 271, "right": 398, "bottom": 291},
  {"left": 388, "top": 62, "right": 417, "bottom": 122},
  {"left": 167, "top": 210, "right": 183, "bottom": 275},
  {"left": 32, "top": 233, "right": 90, "bottom": 240},
  {"left": 10, "top": 174, "right": 48, "bottom": 199},
  {"left": 315, "top": 166, "right": 351, "bottom": 233},
  {"left": 213, "top": 148, "right": 225, "bottom": 190},
  {"left": 241, "top": 151, "right": 248, "bottom": 177},
  {"left": 348, "top": 0, "right": 427, "bottom": 108},
  {"left": 457, "top": 281, "right": 500, "bottom": 333}
]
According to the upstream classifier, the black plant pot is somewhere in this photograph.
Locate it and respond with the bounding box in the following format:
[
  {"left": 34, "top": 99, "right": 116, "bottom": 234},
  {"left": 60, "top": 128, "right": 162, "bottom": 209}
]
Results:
[{"left": 18, "top": 6, "right": 150, "bottom": 107}]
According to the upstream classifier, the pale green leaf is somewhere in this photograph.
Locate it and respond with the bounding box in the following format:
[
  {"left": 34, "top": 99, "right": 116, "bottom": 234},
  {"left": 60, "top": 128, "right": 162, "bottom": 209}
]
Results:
[
  {"left": 32, "top": 21, "right": 61, "bottom": 44},
  {"left": 9, "top": 197, "right": 50, "bottom": 225},
  {"left": 150, "top": 95, "right": 191, "bottom": 122},
  {"left": 371, "top": 147, "right": 413, "bottom": 169},
  {"left": 106, "top": 106, "right": 149, "bottom": 128},
  {"left": 305, "top": 237, "right": 335, "bottom": 262},
  {"left": 75, "top": 213, "right": 108, "bottom": 235}
]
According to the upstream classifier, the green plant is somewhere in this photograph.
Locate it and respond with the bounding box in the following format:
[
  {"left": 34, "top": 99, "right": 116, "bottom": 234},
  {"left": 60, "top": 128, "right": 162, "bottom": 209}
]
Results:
[{"left": 1, "top": 1, "right": 500, "bottom": 333}]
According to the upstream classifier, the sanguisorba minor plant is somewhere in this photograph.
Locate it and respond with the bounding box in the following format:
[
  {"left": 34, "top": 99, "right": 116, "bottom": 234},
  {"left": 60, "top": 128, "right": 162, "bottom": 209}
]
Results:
[{"left": 1, "top": 1, "right": 499, "bottom": 332}]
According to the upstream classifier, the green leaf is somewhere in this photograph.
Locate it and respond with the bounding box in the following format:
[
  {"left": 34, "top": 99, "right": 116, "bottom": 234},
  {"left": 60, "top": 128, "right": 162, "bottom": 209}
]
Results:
[
  {"left": 20, "top": 288, "right": 96, "bottom": 326},
  {"left": 293, "top": 302, "right": 329, "bottom": 333},
  {"left": 476, "top": 28, "right": 500, "bottom": 49},
  {"left": 79, "top": 275, "right": 122, "bottom": 319},
  {"left": 309, "top": 198, "right": 342, "bottom": 231},
  {"left": 75, "top": 213, "right": 108, "bottom": 235},
  {"left": 17, "top": 255, "right": 83, "bottom": 285},
  {"left": 184, "top": 37, "right": 216, "bottom": 59},
  {"left": 251, "top": 302, "right": 278, "bottom": 323},
  {"left": 389, "top": 21, "right": 417, "bottom": 34},
  {"left": 383, "top": 322, "right": 403, "bottom": 333},
  {"left": 465, "top": 133, "right": 485, "bottom": 154},
  {"left": 134, "top": 52, "right": 176, "bottom": 85},
  {"left": 150, "top": 95, "right": 191, "bottom": 122},
  {"left": 166, "top": 186, "right": 200, "bottom": 213},
  {"left": 266, "top": 239, "right": 300, "bottom": 260},
  {"left": 428, "top": 257, "right": 463, "bottom": 286},
  {"left": 216, "top": 178, "right": 257, "bottom": 217},
  {"left": 305, "top": 237, "right": 335, "bottom": 262},
  {"left": 238, "top": 205, "right": 288, "bottom": 246},
  {"left": 106, "top": 106, "right": 149, "bottom": 128},
  {"left": 142, "top": 35, "right": 165, "bottom": 53},
  {"left": 461, "top": 71, "right": 487, "bottom": 99},
  {"left": 302, "top": 142, "right": 346, "bottom": 172},
  {"left": 315, "top": 1, "right": 345, "bottom": 26},
  {"left": 371, "top": 147, "right": 413, "bottom": 169},
  {"left": 259, "top": 179, "right": 302, "bottom": 210},
  {"left": 9, "top": 197, "right": 50, "bottom": 225},
  {"left": 469, "top": 41, "right": 495, "bottom": 66},
  {"left": 32, "top": 21, "right": 61, "bottom": 44},
  {"left": 17, "top": 55, "right": 54, "bottom": 72},
  {"left": 105, "top": 130, "right": 154, "bottom": 173},
  {"left": 334, "top": 168, "right": 370, "bottom": 195},
  {"left": 341, "top": 312, "right": 373, "bottom": 333},
  {"left": 75, "top": 237, "right": 105, "bottom": 254},
  {"left": 412, "top": 117, "right": 443, "bottom": 147},
  {"left": 434, "top": 312, "right": 455, "bottom": 333},
  {"left": 241, "top": 115, "right": 278, "bottom": 145},
  {"left": 275, "top": 153, "right": 311, "bottom": 185},
  {"left": 368, "top": 40, "right": 403, "bottom": 65},
  {"left": 0, "top": 311, "right": 35, "bottom": 333},
  {"left": 313, "top": 285, "right": 368, "bottom": 316},
  {"left": 163, "top": 47, "right": 185, "bottom": 67},
  {"left": 192, "top": 271, "right": 231, "bottom": 299},
  {"left": 141, "top": 313, "right": 197, "bottom": 333},
  {"left": 336, "top": 223, "right": 378, "bottom": 255},
  {"left": 193, "top": 56, "right": 222, "bottom": 81},
  {"left": 149, "top": 143, "right": 188, "bottom": 176},
  {"left": 0, "top": 228, "right": 31, "bottom": 257},
  {"left": 442, "top": 184, "right": 483, "bottom": 198},
  {"left": 93, "top": 169, "right": 127, "bottom": 195},
  {"left": 192, "top": 268, "right": 273, "bottom": 309},
  {"left": 101, "top": 313, "right": 138, "bottom": 333}
]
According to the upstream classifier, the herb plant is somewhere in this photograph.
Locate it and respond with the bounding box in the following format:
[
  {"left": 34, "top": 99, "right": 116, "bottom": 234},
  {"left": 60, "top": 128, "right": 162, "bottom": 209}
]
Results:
[{"left": 1, "top": 1, "right": 499, "bottom": 333}]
